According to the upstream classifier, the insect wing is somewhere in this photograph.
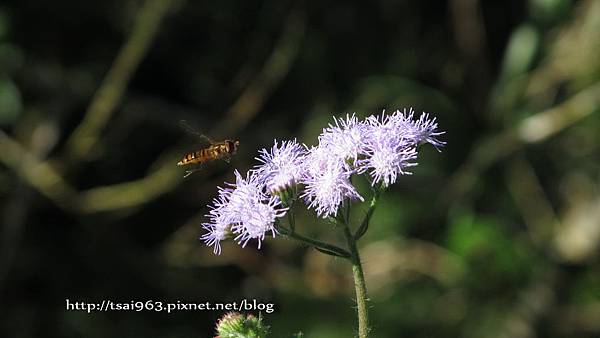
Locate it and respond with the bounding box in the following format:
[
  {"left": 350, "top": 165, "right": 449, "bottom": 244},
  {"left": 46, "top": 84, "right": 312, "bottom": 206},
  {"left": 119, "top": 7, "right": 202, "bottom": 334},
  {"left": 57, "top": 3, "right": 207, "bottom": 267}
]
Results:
[{"left": 179, "top": 120, "right": 214, "bottom": 146}]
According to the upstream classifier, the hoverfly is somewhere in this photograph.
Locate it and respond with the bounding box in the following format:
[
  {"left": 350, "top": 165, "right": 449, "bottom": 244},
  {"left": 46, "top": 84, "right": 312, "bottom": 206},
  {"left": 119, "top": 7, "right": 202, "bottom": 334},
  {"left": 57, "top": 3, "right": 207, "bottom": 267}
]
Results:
[{"left": 177, "top": 120, "right": 240, "bottom": 177}]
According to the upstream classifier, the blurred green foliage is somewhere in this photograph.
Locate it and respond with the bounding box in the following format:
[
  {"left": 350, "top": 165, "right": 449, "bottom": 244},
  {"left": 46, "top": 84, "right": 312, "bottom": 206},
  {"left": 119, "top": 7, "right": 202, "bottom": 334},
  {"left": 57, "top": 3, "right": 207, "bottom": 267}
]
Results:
[{"left": 1, "top": 0, "right": 599, "bottom": 337}]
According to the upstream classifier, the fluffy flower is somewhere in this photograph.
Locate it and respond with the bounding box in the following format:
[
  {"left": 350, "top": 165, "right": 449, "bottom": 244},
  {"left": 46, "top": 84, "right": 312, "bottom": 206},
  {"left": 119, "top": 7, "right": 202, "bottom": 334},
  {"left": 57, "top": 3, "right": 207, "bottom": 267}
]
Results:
[
  {"left": 359, "top": 110, "right": 423, "bottom": 187},
  {"left": 200, "top": 193, "right": 233, "bottom": 255},
  {"left": 226, "top": 170, "right": 266, "bottom": 213},
  {"left": 318, "top": 113, "right": 367, "bottom": 162},
  {"left": 202, "top": 108, "right": 444, "bottom": 254},
  {"left": 253, "top": 139, "right": 306, "bottom": 193},
  {"left": 300, "top": 145, "right": 363, "bottom": 218},
  {"left": 301, "top": 144, "right": 334, "bottom": 177},
  {"left": 389, "top": 108, "right": 446, "bottom": 149},
  {"left": 358, "top": 137, "right": 418, "bottom": 187},
  {"left": 232, "top": 197, "right": 286, "bottom": 248},
  {"left": 201, "top": 170, "right": 287, "bottom": 253}
]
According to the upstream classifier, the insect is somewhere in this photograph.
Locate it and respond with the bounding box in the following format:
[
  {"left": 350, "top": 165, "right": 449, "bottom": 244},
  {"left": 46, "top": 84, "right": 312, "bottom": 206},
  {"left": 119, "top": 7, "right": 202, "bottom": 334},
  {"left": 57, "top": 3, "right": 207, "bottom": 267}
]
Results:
[{"left": 177, "top": 121, "right": 240, "bottom": 177}]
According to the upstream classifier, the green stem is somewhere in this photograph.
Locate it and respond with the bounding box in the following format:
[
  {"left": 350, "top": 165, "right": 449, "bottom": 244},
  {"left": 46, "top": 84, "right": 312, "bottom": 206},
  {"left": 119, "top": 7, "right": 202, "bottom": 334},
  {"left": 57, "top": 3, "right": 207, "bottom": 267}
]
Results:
[
  {"left": 354, "top": 189, "right": 381, "bottom": 240},
  {"left": 342, "top": 222, "right": 370, "bottom": 337},
  {"left": 277, "top": 225, "right": 350, "bottom": 258},
  {"left": 344, "top": 199, "right": 351, "bottom": 225},
  {"left": 287, "top": 206, "right": 296, "bottom": 232}
]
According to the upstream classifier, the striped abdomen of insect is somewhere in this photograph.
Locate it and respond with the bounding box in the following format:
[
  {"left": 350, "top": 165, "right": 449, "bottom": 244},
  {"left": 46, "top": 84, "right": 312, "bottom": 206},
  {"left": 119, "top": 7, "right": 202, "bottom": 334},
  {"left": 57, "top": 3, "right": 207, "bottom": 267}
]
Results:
[{"left": 177, "top": 140, "right": 239, "bottom": 166}]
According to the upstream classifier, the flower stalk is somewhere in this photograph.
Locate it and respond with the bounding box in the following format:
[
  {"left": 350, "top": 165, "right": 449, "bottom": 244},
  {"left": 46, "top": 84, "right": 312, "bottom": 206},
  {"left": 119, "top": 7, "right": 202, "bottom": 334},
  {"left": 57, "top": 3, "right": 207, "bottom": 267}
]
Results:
[
  {"left": 342, "top": 215, "right": 370, "bottom": 338},
  {"left": 354, "top": 188, "right": 381, "bottom": 240}
]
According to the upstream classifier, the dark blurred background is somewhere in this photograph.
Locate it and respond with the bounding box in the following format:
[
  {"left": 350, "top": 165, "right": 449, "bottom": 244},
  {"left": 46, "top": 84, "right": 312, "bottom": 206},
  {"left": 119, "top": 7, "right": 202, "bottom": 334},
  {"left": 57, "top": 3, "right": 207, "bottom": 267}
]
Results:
[{"left": 1, "top": 0, "right": 599, "bottom": 337}]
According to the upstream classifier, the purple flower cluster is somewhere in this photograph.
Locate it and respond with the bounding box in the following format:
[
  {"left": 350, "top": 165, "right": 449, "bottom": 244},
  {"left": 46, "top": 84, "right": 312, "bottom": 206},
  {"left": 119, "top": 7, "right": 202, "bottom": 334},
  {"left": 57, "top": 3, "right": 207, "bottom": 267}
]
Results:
[
  {"left": 254, "top": 139, "right": 305, "bottom": 194},
  {"left": 200, "top": 170, "right": 287, "bottom": 254},
  {"left": 301, "top": 144, "right": 363, "bottom": 218},
  {"left": 201, "top": 109, "right": 444, "bottom": 254}
]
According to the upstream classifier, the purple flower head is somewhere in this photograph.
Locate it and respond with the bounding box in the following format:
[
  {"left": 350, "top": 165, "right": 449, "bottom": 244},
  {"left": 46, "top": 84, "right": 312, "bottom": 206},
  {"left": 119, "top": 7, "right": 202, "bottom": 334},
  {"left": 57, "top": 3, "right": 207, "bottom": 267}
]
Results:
[
  {"left": 358, "top": 111, "right": 420, "bottom": 187},
  {"left": 390, "top": 108, "right": 446, "bottom": 150},
  {"left": 254, "top": 139, "right": 306, "bottom": 194},
  {"left": 301, "top": 144, "right": 333, "bottom": 177},
  {"left": 358, "top": 137, "right": 418, "bottom": 187},
  {"left": 201, "top": 170, "right": 287, "bottom": 254},
  {"left": 318, "top": 114, "right": 368, "bottom": 163},
  {"left": 231, "top": 196, "right": 287, "bottom": 248},
  {"left": 301, "top": 145, "right": 363, "bottom": 218},
  {"left": 200, "top": 193, "right": 233, "bottom": 255}
]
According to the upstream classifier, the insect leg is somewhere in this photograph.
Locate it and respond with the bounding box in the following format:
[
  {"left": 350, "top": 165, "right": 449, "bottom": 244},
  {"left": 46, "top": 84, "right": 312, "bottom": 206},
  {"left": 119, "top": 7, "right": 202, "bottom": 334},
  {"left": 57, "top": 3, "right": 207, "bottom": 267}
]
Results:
[{"left": 183, "top": 164, "right": 203, "bottom": 178}]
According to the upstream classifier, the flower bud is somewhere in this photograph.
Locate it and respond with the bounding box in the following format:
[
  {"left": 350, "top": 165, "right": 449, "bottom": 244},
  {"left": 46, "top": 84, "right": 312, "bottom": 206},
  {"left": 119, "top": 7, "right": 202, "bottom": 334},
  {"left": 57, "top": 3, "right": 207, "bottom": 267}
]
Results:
[{"left": 215, "top": 312, "right": 269, "bottom": 338}]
